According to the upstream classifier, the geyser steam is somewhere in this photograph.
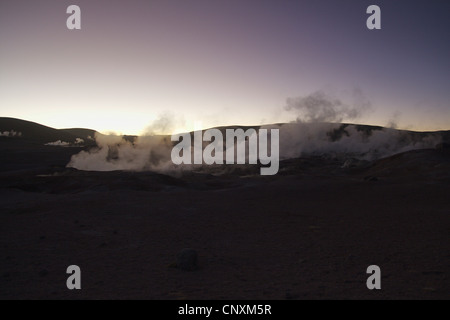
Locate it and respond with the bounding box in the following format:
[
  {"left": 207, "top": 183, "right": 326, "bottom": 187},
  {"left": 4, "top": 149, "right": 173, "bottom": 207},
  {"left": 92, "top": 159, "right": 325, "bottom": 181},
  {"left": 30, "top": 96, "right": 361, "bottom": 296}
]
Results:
[{"left": 285, "top": 89, "right": 371, "bottom": 124}]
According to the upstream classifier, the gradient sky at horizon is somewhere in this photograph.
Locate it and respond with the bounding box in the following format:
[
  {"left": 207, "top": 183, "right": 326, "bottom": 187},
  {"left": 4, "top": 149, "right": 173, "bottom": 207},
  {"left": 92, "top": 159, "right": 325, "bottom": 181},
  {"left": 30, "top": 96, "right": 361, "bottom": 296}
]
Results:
[{"left": 0, "top": 0, "right": 449, "bottom": 134}]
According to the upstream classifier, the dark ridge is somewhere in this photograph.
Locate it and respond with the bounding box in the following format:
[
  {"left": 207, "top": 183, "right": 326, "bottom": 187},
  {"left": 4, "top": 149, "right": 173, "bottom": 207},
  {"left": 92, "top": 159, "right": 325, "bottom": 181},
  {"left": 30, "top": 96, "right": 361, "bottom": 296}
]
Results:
[
  {"left": 61, "top": 128, "right": 97, "bottom": 142},
  {"left": 122, "top": 135, "right": 138, "bottom": 143},
  {"left": 0, "top": 117, "right": 97, "bottom": 145},
  {"left": 327, "top": 124, "right": 350, "bottom": 141},
  {"left": 0, "top": 169, "right": 187, "bottom": 194}
]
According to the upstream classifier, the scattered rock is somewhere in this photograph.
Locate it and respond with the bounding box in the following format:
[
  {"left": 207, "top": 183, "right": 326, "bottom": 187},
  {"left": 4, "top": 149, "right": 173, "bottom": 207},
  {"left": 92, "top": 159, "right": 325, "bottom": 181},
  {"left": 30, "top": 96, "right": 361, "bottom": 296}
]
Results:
[
  {"left": 435, "top": 142, "right": 450, "bottom": 153},
  {"left": 176, "top": 248, "right": 198, "bottom": 271},
  {"left": 39, "top": 269, "right": 49, "bottom": 277},
  {"left": 285, "top": 292, "right": 298, "bottom": 300}
]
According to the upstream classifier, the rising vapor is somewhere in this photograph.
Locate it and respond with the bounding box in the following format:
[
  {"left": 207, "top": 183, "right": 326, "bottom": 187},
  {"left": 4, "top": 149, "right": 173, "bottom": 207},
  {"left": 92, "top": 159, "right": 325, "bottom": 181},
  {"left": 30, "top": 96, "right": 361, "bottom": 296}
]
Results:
[
  {"left": 67, "top": 90, "right": 442, "bottom": 173},
  {"left": 67, "top": 132, "right": 175, "bottom": 172},
  {"left": 285, "top": 89, "right": 371, "bottom": 123}
]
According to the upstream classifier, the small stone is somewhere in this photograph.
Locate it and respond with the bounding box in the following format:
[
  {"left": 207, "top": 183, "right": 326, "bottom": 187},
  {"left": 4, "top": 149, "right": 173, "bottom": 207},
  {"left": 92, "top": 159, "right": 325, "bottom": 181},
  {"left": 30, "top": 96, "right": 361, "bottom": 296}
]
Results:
[
  {"left": 176, "top": 248, "right": 198, "bottom": 271},
  {"left": 285, "top": 292, "right": 297, "bottom": 300},
  {"left": 39, "top": 269, "right": 49, "bottom": 277}
]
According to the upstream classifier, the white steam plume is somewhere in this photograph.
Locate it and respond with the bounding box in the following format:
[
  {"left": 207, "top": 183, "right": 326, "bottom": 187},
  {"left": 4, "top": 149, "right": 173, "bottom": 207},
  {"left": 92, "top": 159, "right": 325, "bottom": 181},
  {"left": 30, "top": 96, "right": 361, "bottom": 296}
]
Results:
[
  {"left": 45, "top": 140, "right": 71, "bottom": 146},
  {"left": 285, "top": 88, "right": 371, "bottom": 123},
  {"left": 0, "top": 130, "right": 22, "bottom": 137},
  {"left": 269, "top": 123, "right": 442, "bottom": 161},
  {"left": 67, "top": 134, "right": 175, "bottom": 172}
]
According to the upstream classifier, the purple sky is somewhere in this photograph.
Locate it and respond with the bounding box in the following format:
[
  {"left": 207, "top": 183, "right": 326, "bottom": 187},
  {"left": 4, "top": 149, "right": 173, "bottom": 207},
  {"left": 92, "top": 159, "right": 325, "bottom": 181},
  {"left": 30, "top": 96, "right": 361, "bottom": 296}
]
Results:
[{"left": 0, "top": 0, "right": 449, "bottom": 134}]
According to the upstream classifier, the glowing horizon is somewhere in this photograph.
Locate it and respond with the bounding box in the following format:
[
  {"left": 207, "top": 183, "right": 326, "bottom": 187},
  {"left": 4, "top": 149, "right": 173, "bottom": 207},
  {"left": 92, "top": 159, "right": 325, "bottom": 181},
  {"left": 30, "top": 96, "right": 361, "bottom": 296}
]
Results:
[{"left": 1, "top": 1, "right": 449, "bottom": 135}]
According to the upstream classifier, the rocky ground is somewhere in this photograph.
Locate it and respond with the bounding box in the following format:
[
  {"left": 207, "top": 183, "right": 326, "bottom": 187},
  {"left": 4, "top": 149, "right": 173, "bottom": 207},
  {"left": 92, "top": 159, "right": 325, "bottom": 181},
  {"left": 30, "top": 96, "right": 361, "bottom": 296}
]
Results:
[{"left": 1, "top": 139, "right": 449, "bottom": 299}]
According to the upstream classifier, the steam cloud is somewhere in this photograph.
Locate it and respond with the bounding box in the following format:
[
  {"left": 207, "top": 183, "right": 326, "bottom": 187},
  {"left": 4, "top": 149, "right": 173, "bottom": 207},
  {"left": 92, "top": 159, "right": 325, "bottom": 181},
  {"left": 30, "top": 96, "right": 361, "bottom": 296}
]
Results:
[
  {"left": 68, "top": 122, "right": 442, "bottom": 173},
  {"left": 67, "top": 113, "right": 184, "bottom": 172},
  {"left": 67, "top": 91, "right": 442, "bottom": 173},
  {"left": 144, "top": 112, "right": 184, "bottom": 135},
  {"left": 45, "top": 140, "right": 71, "bottom": 146},
  {"left": 67, "top": 132, "right": 175, "bottom": 172},
  {"left": 0, "top": 130, "right": 22, "bottom": 137},
  {"left": 270, "top": 123, "right": 441, "bottom": 161},
  {"left": 278, "top": 88, "right": 441, "bottom": 160},
  {"left": 285, "top": 89, "right": 371, "bottom": 123}
]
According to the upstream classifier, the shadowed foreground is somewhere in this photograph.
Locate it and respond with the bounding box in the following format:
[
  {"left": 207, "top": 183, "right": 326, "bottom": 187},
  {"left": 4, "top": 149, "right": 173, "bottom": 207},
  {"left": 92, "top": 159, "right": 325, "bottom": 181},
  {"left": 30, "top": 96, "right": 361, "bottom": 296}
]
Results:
[{"left": 0, "top": 139, "right": 449, "bottom": 300}]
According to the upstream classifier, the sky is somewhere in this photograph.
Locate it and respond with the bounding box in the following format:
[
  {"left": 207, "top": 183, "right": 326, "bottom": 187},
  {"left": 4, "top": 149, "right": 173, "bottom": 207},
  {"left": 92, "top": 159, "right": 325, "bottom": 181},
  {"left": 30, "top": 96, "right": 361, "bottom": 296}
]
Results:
[{"left": 0, "top": 0, "right": 449, "bottom": 135}]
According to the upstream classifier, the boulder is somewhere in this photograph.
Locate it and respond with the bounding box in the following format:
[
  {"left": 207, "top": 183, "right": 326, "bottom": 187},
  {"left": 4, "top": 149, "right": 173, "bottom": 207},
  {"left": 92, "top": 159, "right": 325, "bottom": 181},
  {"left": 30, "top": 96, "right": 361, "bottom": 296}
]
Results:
[{"left": 176, "top": 248, "right": 198, "bottom": 271}]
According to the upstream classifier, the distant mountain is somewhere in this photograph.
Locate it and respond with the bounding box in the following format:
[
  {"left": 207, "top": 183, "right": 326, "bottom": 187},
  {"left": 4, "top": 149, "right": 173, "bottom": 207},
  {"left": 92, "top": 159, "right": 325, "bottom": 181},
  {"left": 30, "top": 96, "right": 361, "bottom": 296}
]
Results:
[
  {"left": 60, "top": 128, "right": 97, "bottom": 142},
  {"left": 0, "top": 118, "right": 97, "bottom": 145},
  {"left": 1, "top": 117, "right": 449, "bottom": 150},
  {"left": 1, "top": 117, "right": 449, "bottom": 175}
]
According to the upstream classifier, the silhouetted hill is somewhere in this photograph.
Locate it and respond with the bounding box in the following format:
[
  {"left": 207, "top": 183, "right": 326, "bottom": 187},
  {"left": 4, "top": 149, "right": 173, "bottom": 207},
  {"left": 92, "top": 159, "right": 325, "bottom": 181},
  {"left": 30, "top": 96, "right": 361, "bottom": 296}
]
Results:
[
  {"left": 61, "top": 128, "right": 97, "bottom": 141},
  {"left": 0, "top": 118, "right": 97, "bottom": 145}
]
